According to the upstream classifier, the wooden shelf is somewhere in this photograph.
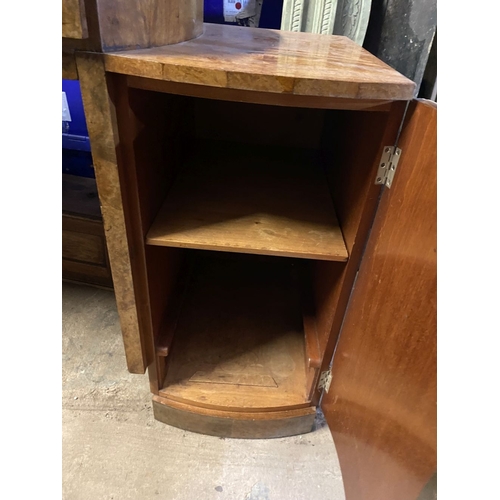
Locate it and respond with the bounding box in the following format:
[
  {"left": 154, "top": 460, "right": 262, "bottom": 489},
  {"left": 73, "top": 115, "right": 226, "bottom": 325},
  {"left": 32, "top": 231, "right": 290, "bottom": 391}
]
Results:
[
  {"left": 160, "top": 253, "right": 310, "bottom": 411},
  {"left": 146, "top": 141, "right": 348, "bottom": 261},
  {"left": 105, "top": 23, "right": 415, "bottom": 102}
]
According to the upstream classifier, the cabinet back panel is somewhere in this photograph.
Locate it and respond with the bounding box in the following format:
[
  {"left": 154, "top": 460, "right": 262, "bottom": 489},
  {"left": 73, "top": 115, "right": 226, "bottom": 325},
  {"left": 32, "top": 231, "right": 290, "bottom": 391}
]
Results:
[{"left": 193, "top": 98, "right": 326, "bottom": 149}]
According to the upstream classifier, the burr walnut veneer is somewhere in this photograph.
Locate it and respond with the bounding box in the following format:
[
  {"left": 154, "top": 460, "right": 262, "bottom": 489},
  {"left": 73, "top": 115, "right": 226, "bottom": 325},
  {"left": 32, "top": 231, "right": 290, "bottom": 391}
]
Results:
[{"left": 64, "top": 10, "right": 436, "bottom": 499}]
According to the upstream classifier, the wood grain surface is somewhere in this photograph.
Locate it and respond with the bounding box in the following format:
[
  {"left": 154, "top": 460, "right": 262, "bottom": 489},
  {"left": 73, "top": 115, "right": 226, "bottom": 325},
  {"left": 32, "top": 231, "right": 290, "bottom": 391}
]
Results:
[
  {"left": 62, "top": 175, "right": 111, "bottom": 287},
  {"left": 160, "top": 253, "right": 311, "bottom": 411},
  {"left": 62, "top": 51, "right": 79, "bottom": 80},
  {"left": 110, "top": 81, "right": 188, "bottom": 385},
  {"left": 62, "top": 215, "right": 113, "bottom": 288},
  {"left": 62, "top": 0, "right": 88, "bottom": 39},
  {"left": 62, "top": 0, "right": 101, "bottom": 52},
  {"left": 146, "top": 141, "right": 347, "bottom": 261},
  {"left": 126, "top": 76, "right": 395, "bottom": 112},
  {"left": 62, "top": 224, "right": 105, "bottom": 265},
  {"left": 94, "top": 0, "right": 203, "bottom": 51},
  {"left": 153, "top": 396, "right": 316, "bottom": 438},
  {"left": 76, "top": 53, "right": 147, "bottom": 374},
  {"left": 322, "top": 100, "right": 437, "bottom": 500},
  {"left": 105, "top": 23, "right": 415, "bottom": 100},
  {"left": 299, "top": 264, "right": 321, "bottom": 369}
]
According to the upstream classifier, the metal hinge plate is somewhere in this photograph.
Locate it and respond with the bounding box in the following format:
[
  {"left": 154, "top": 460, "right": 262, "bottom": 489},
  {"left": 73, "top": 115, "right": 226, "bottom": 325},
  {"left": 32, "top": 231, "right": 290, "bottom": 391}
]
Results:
[
  {"left": 375, "top": 146, "right": 402, "bottom": 188},
  {"left": 318, "top": 370, "right": 332, "bottom": 393}
]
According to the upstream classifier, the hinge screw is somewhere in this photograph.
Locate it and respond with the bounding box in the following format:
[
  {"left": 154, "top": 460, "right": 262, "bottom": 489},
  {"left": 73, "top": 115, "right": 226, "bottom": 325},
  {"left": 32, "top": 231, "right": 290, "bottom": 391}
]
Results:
[
  {"left": 385, "top": 147, "right": 391, "bottom": 153},
  {"left": 377, "top": 177, "right": 382, "bottom": 182},
  {"left": 381, "top": 163, "right": 386, "bottom": 168}
]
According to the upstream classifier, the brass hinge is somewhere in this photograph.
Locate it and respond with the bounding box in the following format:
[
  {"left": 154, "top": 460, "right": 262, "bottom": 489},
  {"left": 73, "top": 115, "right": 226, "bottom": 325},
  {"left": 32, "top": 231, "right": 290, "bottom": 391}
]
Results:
[
  {"left": 375, "top": 146, "right": 402, "bottom": 189},
  {"left": 318, "top": 370, "right": 332, "bottom": 393}
]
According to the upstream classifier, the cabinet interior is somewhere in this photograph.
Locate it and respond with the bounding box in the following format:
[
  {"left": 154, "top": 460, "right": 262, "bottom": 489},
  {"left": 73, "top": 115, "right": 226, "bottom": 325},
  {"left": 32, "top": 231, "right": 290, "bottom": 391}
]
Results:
[{"left": 118, "top": 85, "right": 391, "bottom": 411}]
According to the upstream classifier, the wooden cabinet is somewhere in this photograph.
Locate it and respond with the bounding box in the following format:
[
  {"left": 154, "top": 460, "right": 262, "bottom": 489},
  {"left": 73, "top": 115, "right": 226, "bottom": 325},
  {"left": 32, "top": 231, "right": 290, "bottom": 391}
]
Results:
[{"left": 69, "top": 15, "right": 436, "bottom": 500}]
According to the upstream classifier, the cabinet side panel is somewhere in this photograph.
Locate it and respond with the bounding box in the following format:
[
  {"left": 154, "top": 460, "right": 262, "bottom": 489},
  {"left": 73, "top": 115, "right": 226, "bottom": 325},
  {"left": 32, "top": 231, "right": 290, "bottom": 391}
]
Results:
[
  {"left": 111, "top": 86, "right": 189, "bottom": 387},
  {"left": 77, "top": 53, "right": 148, "bottom": 374},
  {"left": 313, "top": 104, "right": 405, "bottom": 365},
  {"left": 322, "top": 101, "right": 437, "bottom": 500},
  {"left": 126, "top": 90, "right": 187, "bottom": 361},
  {"left": 127, "top": 90, "right": 188, "bottom": 234},
  {"left": 193, "top": 98, "right": 326, "bottom": 149}
]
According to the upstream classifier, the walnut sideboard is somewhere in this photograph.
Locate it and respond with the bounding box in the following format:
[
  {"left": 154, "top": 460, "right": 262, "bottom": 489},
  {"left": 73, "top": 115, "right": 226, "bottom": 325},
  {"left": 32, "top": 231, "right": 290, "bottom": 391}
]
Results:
[{"left": 63, "top": 3, "right": 436, "bottom": 499}]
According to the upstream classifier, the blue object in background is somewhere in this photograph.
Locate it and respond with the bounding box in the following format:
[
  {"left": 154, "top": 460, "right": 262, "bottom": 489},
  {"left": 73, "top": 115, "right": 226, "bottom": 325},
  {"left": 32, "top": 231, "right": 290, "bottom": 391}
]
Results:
[
  {"left": 62, "top": 3, "right": 283, "bottom": 179},
  {"left": 203, "top": 0, "right": 283, "bottom": 29},
  {"left": 62, "top": 80, "right": 90, "bottom": 150},
  {"left": 62, "top": 79, "right": 94, "bottom": 178},
  {"left": 257, "top": 0, "right": 284, "bottom": 29},
  {"left": 204, "top": 0, "right": 225, "bottom": 24}
]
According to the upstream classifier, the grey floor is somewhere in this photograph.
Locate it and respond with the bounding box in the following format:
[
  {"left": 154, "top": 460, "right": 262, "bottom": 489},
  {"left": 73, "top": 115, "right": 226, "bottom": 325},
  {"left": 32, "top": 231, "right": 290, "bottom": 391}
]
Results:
[{"left": 62, "top": 282, "right": 346, "bottom": 500}]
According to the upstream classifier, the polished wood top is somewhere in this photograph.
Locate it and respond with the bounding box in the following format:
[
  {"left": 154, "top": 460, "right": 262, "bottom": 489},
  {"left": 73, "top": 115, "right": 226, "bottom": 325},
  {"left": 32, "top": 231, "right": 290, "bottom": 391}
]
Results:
[{"left": 105, "top": 23, "right": 415, "bottom": 101}]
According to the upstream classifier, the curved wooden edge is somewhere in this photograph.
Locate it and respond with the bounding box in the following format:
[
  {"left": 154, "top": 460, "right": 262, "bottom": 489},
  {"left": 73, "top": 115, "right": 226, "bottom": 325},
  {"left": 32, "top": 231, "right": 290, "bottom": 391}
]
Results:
[
  {"left": 124, "top": 76, "right": 395, "bottom": 112},
  {"left": 97, "top": 0, "right": 203, "bottom": 52},
  {"left": 157, "top": 389, "right": 313, "bottom": 413},
  {"left": 153, "top": 396, "right": 316, "bottom": 439},
  {"left": 104, "top": 24, "right": 415, "bottom": 100}
]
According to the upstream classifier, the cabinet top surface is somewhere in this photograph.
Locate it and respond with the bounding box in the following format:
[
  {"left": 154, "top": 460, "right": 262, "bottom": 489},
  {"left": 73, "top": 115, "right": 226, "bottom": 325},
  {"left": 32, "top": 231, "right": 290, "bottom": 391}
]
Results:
[{"left": 104, "top": 23, "right": 416, "bottom": 101}]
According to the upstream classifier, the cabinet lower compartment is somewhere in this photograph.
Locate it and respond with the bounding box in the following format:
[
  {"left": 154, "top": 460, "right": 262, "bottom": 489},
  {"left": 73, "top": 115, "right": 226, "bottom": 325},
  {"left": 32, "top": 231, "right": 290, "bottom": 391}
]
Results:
[
  {"left": 158, "top": 252, "right": 312, "bottom": 409},
  {"left": 153, "top": 251, "right": 327, "bottom": 418}
]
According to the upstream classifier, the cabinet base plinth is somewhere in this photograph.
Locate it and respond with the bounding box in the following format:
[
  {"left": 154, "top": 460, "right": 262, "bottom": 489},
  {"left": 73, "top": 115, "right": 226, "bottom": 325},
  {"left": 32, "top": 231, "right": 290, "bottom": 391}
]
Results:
[{"left": 152, "top": 396, "right": 316, "bottom": 439}]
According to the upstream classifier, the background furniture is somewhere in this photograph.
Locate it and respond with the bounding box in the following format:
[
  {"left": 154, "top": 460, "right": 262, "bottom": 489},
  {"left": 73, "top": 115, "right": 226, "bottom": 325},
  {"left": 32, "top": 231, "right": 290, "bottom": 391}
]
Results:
[
  {"left": 281, "top": 0, "right": 372, "bottom": 44},
  {"left": 62, "top": 174, "right": 113, "bottom": 288}
]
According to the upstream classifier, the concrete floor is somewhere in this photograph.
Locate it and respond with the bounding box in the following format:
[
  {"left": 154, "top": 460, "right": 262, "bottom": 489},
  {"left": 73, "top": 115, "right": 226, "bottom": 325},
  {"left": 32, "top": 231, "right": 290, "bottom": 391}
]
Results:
[{"left": 62, "top": 282, "right": 345, "bottom": 500}]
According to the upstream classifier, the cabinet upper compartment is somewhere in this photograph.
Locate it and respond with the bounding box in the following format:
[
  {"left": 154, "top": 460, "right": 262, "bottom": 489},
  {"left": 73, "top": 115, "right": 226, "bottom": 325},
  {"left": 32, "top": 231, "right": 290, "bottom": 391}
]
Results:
[
  {"left": 104, "top": 23, "right": 416, "bottom": 101},
  {"left": 146, "top": 140, "right": 348, "bottom": 261}
]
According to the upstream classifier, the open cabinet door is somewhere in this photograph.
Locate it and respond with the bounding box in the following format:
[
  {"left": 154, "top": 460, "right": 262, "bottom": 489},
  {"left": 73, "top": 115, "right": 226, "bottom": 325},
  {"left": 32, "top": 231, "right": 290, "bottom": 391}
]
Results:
[{"left": 321, "top": 100, "right": 437, "bottom": 500}]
